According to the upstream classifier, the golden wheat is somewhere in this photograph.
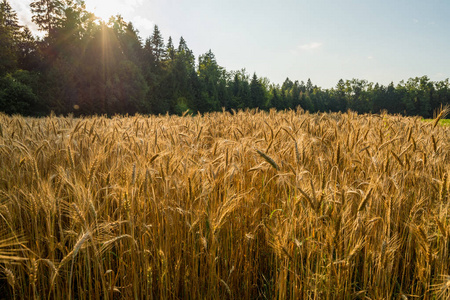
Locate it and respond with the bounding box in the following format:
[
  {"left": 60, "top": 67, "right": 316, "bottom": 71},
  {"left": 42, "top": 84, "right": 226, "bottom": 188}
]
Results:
[{"left": 0, "top": 109, "right": 448, "bottom": 299}]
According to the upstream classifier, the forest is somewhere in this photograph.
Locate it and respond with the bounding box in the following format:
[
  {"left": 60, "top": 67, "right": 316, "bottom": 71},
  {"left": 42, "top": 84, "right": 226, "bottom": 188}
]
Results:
[{"left": 1, "top": 0, "right": 449, "bottom": 117}]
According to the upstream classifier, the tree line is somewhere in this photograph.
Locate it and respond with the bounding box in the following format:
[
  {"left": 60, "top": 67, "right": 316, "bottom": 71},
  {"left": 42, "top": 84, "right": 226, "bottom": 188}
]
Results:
[{"left": 1, "top": 0, "right": 449, "bottom": 117}]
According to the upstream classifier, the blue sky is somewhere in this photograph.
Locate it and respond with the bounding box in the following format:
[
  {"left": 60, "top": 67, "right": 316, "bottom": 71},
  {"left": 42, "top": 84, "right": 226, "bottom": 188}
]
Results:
[{"left": 10, "top": 0, "right": 450, "bottom": 88}]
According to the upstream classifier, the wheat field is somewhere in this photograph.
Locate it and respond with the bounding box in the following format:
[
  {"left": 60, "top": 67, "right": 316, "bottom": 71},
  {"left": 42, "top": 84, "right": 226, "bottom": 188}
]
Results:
[{"left": 0, "top": 109, "right": 449, "bottom": 299}]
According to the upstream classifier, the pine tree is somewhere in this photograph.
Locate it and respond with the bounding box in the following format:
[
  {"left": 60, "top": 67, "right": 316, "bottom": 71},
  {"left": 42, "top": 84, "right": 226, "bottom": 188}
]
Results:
[
  {"left": 176, "top": 36, "right": 195, "bottom": 71},
  {"left": 335, "top": 79, "right": 347, "bottom": 112},
  {"left": 16, "top": 26, "right": 39, "bottom": 71},
  {"left": 30, "top": 0, "right": 63, "bottom": 36},
  {"left": 0, "top": 0, "right": 20, "bottom": 75},
  {"left": 306, "top": 78, "right": 313, "bottom": 94},
  {"left": 150, "top": 25, "right": 165, "bottom": 62},
  {"left": 1, "top": 0, "right": 20, "bottom": 33},
  {"left": 166, "top": 36, "right": 175, "bottom": 61},
  {"left": 198, "top": 50, "right": 222, "bottom": 111},
  {"left": 269, "top": 88, "right": 282, "bottom": 110},
  {"left": 170, "top": 37, "right": 196, "bottom": 112},
  {"left": 250, "top": 73, "right": 266, "bottom": 108}
]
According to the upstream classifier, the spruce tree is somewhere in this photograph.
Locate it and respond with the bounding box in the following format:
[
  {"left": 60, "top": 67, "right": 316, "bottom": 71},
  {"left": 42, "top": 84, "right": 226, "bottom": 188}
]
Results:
[
  {"left": 150, "top": 25, "right": 165, "bottom": 62},
  {"left": 30, "top": 0, "right": 63, "bottom": 36},
  {"left": 166, "top": 36, "right": 175, "bottom": 61},
  {"left": 0, "top": 0, "right": 21, "bottom": 75}
]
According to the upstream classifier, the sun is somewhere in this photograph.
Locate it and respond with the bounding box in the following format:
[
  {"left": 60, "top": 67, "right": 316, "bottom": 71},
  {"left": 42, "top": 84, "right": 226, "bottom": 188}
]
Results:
[{"left": 84, "top": 0, "right": 123, "bottom": 22}]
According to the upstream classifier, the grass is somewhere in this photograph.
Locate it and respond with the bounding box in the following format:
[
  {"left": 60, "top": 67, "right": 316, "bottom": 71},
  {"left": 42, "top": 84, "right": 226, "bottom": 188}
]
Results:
[
  {"left": 423, "top": 118, "right": 450, "bottom": 126},
  {"left": 437, "top": 119, "right": 450, "bottom": 126},
  {"left": 0, "top": 109, "right": 449, "bottom": 299}
]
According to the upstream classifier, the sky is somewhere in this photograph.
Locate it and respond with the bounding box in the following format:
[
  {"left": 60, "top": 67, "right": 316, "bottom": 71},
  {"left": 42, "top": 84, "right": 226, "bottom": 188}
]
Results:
[{"left": 10, "top": 0, "right": 450, "bottom": 88}]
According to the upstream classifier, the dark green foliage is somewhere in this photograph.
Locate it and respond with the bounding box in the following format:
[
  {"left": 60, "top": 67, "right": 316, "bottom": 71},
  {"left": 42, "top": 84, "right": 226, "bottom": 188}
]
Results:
[
  {"left": 197, "top": 50, "right": 224, "bottom": 112},
  {"left": 0, "top": 71, "right": 38, "bottom": 115},
  {"left": 0, "top": 0, "right": 20, "bottom": 76},
  {"left": 269, "top": 88, "right": 282, "bottom": 110},
  {"left": 30, "top": 0, "right": 63, "bottom": 38},
  {"left": 250, "top": 73, "right": 266, "bottom": 109},
  {"left": 229, "top": 70, "right": 250, "bottom": 109},
  {"left": 150, "top": 25, "right": 165, "bottom": 63},
  {"left": 0, "top": 0, "right": 449, "bottom": 117}
]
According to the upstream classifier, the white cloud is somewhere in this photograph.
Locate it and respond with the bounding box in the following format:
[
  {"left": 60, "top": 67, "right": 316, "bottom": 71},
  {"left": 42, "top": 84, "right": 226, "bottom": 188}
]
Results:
[
  {"left": 298, "top": 42, "right": 323, "bottom": 50},
  {"left": 9, "top": 0, "right": 41, "bottom": 35},
  {"left": 86, "top": 0, "right": 144, "bottom": 20},
  {"left": 368, "top": 56, "right": 374, "bottom": 60},
  {"left": 128, "top": 0, "right": 144, "bottom": 6},
  {"left": 133, "top": 16, "right": 154, "bottom": 31}
]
